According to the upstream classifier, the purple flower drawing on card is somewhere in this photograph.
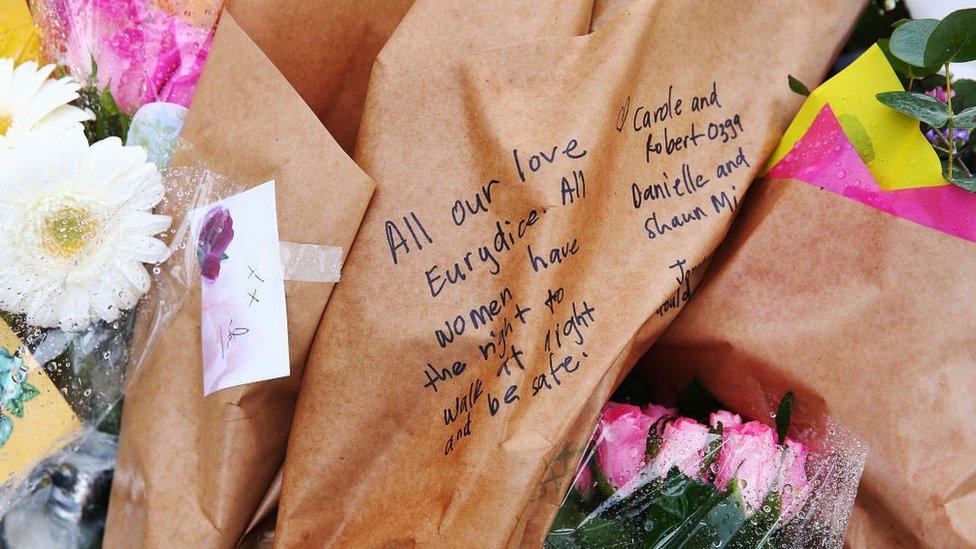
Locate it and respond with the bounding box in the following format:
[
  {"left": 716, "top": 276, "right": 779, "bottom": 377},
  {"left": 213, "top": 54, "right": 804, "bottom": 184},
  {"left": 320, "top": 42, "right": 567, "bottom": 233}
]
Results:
[{"left": 197, "top": 205, "right": 234, "bottom": 283}]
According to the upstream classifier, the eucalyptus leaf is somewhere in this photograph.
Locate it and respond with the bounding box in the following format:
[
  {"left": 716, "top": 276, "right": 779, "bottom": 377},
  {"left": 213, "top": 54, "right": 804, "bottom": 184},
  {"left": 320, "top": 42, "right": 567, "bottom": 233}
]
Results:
[
  {"left": 947, "top": 172, "right": 976, "bottom": 192},
  {"left": 889, "top": 19, "right": 941, "bottom": 68},
  {"left": 876, "top": 91, "right": 949, "bottom": 127},
  {"left": 879, "top": 39, "right": 937, "bottom": 79},
  {"left": 787, "top": 75, "right": 810, "bottom": 97},
  {"left": 954, "top": 106, "right": 976, "bottom": 130},
  {"left": 925, "top": 9, "right": 976, "bottom": 66}
]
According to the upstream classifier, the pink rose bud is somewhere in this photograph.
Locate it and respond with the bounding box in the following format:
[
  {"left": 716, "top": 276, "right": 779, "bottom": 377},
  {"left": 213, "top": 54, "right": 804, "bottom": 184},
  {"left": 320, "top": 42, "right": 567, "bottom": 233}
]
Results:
[
  {"left": 713, "top": 421, "right": 780, "bottom": 513},
  {"left": 649, "top": 417, "right": 709, "bottom": 478},
  {"left": 777, "top": 438, "right": 810, "bottom": 517},
  {"left": 642, "top": 403, "right": 678, "bottom": 425},
  {"left": 596, "top": 402, "right": 655, "bottom": 489},
  {"left": 573, "top": 462, "right": 595, "bottom": 496},
  {"left": 709, "top": 410, "right": 742, "bottom": 430}
]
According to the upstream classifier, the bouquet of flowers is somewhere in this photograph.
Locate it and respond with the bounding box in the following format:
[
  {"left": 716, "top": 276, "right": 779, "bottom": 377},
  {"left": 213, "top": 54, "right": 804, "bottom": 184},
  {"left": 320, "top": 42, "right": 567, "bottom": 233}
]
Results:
[
  {"left": 547, "top": 385, "right": 866, "bottom": 548},
  {"left": 0, "top": 0, "right": 220, "bottom": 517}
]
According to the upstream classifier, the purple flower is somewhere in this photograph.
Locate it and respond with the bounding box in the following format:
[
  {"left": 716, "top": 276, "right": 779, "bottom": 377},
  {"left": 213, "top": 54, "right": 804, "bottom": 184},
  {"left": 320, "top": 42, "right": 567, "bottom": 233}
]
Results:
[
  {"left": 925, "top": 128, "right": 971, "bottom": 146},
  {"left": 925, "top": 87, "right": 953, "bottom": 104},
  {"left": 198, "top": 206, "right": 233, "bottom": 283}
]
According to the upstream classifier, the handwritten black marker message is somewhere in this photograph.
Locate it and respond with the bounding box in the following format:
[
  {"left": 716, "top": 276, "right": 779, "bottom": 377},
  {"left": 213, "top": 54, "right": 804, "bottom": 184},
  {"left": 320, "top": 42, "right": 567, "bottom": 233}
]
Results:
[{"left": 379, "top": 82, "right": 748, "bottom": 457}]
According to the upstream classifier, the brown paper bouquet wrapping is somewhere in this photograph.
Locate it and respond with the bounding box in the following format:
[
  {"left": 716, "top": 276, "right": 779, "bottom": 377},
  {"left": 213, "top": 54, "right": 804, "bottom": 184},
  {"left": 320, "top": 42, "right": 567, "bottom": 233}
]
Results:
[
  {"left": 644, "top": 177, "right": 976, "bottom": 548},
  {"left": 102, "top": 4, "right": 387, "bottom": 546},
  {"left": 273, "top": 1, "right": 864, "bottom": 546}
]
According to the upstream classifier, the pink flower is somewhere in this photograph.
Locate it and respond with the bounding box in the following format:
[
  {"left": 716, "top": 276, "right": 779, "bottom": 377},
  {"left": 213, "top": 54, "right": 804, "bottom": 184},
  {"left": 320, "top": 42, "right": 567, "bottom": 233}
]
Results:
[
  {"left": 777, "top": 438, "right": 810, "bottom": 517},
  {"left": 643, "top": 403, "right": 678, "bottom": 424},
  {"left": 925, "top": 87, "right": 953, "bottom": 104},
  {"left": 713, "top": 421, "right": 781, "bottom": 513},
  {"left": 595, "top": 403, "right": 655, "bottom": 489},
  {"left": 709, "top": 410, "right": 742, "bottom": 430},
  {"left": 649, "top": 417, "right": 709, "bottom": 478},
  {"left": 573, "top": 463, "right": 594, "bottom": 496},
  {"left": 38, "top": 0, "right": 214, "bottom": 114}
]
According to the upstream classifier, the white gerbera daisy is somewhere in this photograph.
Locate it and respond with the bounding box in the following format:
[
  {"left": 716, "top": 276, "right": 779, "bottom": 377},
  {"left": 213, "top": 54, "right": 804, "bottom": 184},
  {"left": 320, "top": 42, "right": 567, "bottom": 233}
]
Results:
[
  {"left": 0, "top": 58, "right": 91, "bottom": 149},
  {"left": 0, "top": 132, "right": 172, "bottom": 330}
]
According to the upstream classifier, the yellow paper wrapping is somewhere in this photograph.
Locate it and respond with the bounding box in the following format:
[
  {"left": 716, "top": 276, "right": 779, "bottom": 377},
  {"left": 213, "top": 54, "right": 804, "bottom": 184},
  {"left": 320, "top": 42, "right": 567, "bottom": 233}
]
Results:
[
  {"left": 763, "top": 44, "right": 943, "bottom": 191},
  {"left": 0, "top": 0, "right": 42, "bottom": 65},
  {"left": 0, "top": 320, "right": 82, "bottom": 485}
]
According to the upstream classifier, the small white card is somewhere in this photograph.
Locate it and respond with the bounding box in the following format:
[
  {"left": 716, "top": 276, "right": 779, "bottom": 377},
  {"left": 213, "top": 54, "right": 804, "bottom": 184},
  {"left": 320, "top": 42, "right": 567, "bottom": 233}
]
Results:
[{"left": 190, "top": 181, "right": 290, "bottom": 396}]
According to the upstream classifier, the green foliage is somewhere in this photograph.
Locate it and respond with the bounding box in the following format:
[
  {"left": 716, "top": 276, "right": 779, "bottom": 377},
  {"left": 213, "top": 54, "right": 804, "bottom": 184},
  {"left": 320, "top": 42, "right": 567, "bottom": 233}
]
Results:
[
  {"left": 81, "top": 86, "right": 132, "bottom": 143},
  {"left": 952, "top": 106, "right": 976, "bottom": 129},
  {"left": 923, "top": 9, "right": 976, "bottom": 66},
  {"left": 880, "top": 8, "right": 976, "bottom": 189},
  {"left": 788, "top": 75, "right": 810, "bottom": 97},
  {"left": 775, "top": 392, "right": 793, "bottom": 444},
  {"left": 876, "top": 91, "right": 948, "bottom": 127},
  {"left": 890, "top": 19, "right": 941, "bottom": 69},
  {"left": 78, "top": 57, "right": 132, "bottom": 143}
]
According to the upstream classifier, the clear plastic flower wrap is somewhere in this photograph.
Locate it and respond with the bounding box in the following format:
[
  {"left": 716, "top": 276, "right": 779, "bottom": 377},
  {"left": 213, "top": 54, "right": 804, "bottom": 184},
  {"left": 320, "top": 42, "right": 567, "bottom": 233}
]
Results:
[
  {"left": 0, "top": 0, "right": 224, "bottom": 520},
  {"left": 0, "top": 164, "right": 236, "bottom": 515},
  {"left": 546, "top": 379, "right": 867, "bottom": 549}
]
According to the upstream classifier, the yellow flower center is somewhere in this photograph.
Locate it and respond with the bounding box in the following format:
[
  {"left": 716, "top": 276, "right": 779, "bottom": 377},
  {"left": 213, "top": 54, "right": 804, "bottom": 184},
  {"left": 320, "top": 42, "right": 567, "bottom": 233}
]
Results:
[
  {"left": 0, "top": 115, "right": 12, "bottom": 136},
  {"left": 42, "top": 206, "right": 97, "bottom": 259}
]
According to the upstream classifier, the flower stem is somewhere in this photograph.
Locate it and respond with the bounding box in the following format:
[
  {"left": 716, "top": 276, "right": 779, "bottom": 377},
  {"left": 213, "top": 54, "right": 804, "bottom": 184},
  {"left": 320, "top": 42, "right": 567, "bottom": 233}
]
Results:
[
  {"left": 946, "top": 64, "right": 955, "bottom": 179},
  {"left": 907, "top": 75, "right": 915, "bottom": 91}
]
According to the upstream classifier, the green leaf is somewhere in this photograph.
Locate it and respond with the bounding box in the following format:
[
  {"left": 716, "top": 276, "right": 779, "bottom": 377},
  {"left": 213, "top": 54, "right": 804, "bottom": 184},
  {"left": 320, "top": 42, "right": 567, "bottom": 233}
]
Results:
[
  {"left": 953, "top": 106, "right": 976, "bottom": 129},
  {"left": 925, "top": 9, "right": 976, "bottom": 66},
  {"left": 838, "top": 114, "right": 876, "bottom": 162},
  {"left": 6, "top": 398, "right": 23, "bottom": 418},
  {"left": 19, "top": 382, "right": 38, "bottom": 401},
  {"left": 946, "top": 172, "right": 976, "bottom": 192},
  {"left": 645, "top": 470, "right": 735, "bottom": 547},
  {"left": 891, "top": 18, "right": 910, "bottom": 29},
  {"left": 775, "top": 392, "right": 793, "bottom": 444},
  {"left": 588, "top": 452, "right": 617, "bottom": 499},
  {"left": 81, "top": 85, "right": 133, "bottom": 143},
  {"left": 787, "top": 75, "right": 810, "bottom": 97},
  {"left": 876, "top": 91, "right": 949, "bottom": 127},
  {"left": 646, "top": 417, "right": 665, "bottom": 459},
  {"left": 889, "top": 19, "right": 941, "bottom": 68},
  {"left": 727, "top": 492, "right": 783, "bottom": 548},
  {"left": 879, "top": 39, "right": 937, "bottom": 79},
  {"left": 953, "top": 79, "right": 976, "bottom": 109},
  {"left": 676, "top": 378, "right": 725, "bottom": 424}
]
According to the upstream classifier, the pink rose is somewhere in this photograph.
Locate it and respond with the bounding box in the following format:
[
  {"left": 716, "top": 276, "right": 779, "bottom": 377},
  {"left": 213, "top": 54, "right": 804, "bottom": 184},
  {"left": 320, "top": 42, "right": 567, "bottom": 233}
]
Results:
[
  {"left": 573, "top": 463, "right": 594, "bottom": 497},
  {"left": 709, "top": 410, "right": 742, "bottom": 430},
  {"left": 595, "top": 402, "right": 655, "bottom": 489},
  {"left": 777, "top": 438, "right": 810, "bottom": 517},
  {"left": 713, "top": 421, "right": 781, "bottom": 513},
  {"left": 649, "top": 417, "right": 709, "bottom": 478},
  {"left": 643, "top": 403, "right": 678, "bottom": 425},
  {"left": 38, "top": 0, "right": 214, "bottom": 114}
]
